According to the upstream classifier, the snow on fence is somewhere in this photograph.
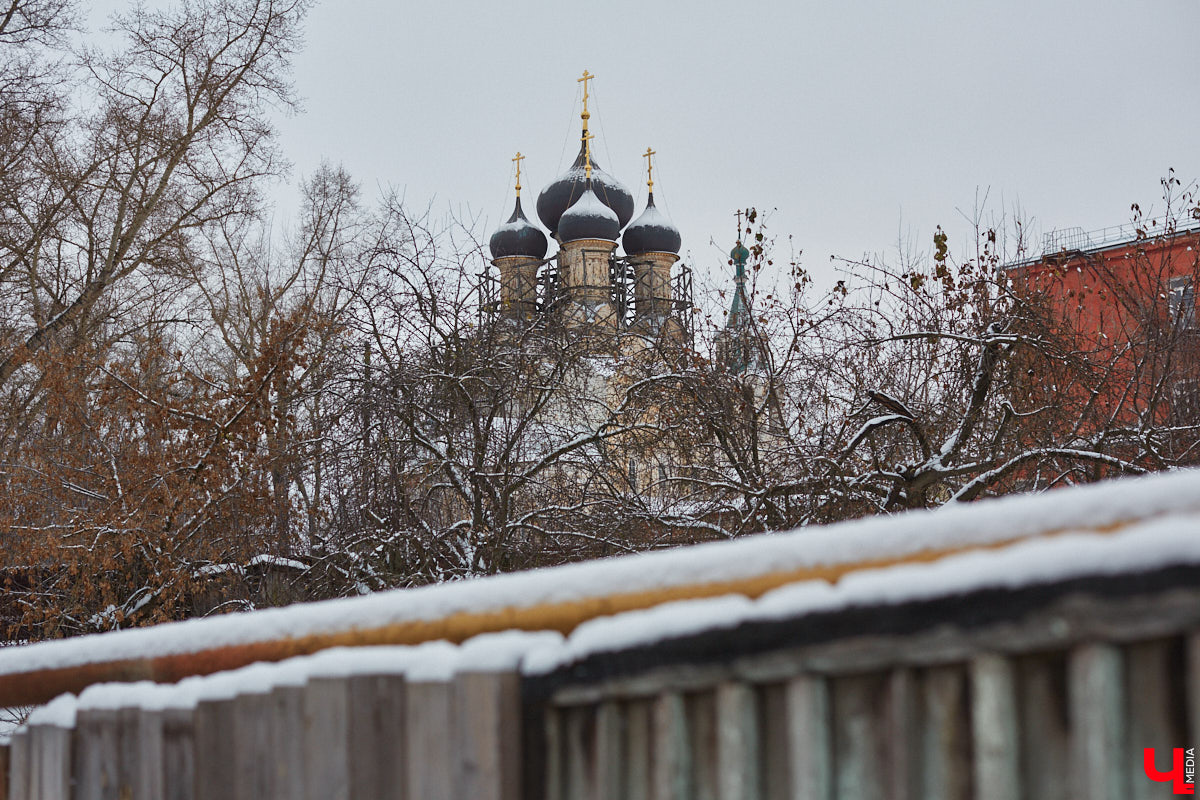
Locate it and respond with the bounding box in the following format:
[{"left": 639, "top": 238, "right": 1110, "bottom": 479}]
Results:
[{"left": 2, "top": 469, "right": 1200, "bottom": 799}]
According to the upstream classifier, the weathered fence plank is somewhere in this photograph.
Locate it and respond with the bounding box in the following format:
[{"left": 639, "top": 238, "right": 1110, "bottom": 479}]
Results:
[
  {"left": 1068, "top": 643, "right": 1127, "bottom": 800},
  {"left": 1016, "top": 654, "right": 1068, "bottom": 800},
  {"left": 74, "top": 708, "right": 120, "bottom": 800},
  {"left": 347, "top": 673, "right": 408, "bottom": 800},
  {"left": 0, "top": 740, "right": 10, "bottom": 800},
  {"left": 785, "top": 674, "right": 831, "bottom": 800},
  {"left": 716, "top": 682, "right": 759, "bottom": 800},
  {"left": 7, "top": 732, "right": 28, "bottom": 800},
  {"left": 624, "top": 700, "right": 653, "bottom": 800},
  {"left": 194, "top": 698, "right": 240, "bottom": 800},
  {"left": 1126, "top": 639, "right": 1183, "bottom": 800},
  {"left": 457, "top": 671, "right": 520, "bottom": 800},
  {"left": 886, "top": 669, "right": 919, "bottom": 800},
  {"left": 266, "top": 685, "right": 303, "bottom": 800},
  {"left": 160, "top": 706, "right": 194, "bottom": 800},
  {"left": 685, "top": 692, "right": 716, "bottom": 800},
  {"left": 562, "top": 705, "right": 591, "bottom": 800},
  {"left": 303, "top": 676, "right": 351, "bottom": 800},
  {"left": 653, "top": 691, "right": 689, "bottom": 800},
  {"left": 920, "top": 666, "right": 970, "bottom": 800},
  {"left": 591, "top": 700, "right": 623, "bottom": 800},
  {"left": 759, "top": 683, "right": 787, "bottom": 800},
  {"left": 231, "top": 692, "right": 272, "bottom": 800},
  {"left": 970, "top": 655, "right": 1020, "bottom": 800},
  {"left": 543, "top": 709, "right": 563, "bottom": 800},
  {"left": 406, "top": 680, "right": 456, "bottom": 800},
  {"left": 112, "top": 706, "right": 163, "bottom": 800},
  {"left": 832, "top": 674, "right": 888, "bottom": 800},
  {"left": 28, "top": 725, "right": 71, "bottom": 800}
]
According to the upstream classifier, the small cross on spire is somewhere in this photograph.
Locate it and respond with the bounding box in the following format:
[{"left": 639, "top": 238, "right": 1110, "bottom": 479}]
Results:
[
  {"left": 736, "top": 209, "right": 744, "bottom": 242},
  {"left": 512, "top": 151, "right": 524, "bottom": 196},
  {"left": 643, "top": 147, "right": 656, "bottom": 193},
  {"left": 578, "top": 70, "right": 594, "bottom": 130}
]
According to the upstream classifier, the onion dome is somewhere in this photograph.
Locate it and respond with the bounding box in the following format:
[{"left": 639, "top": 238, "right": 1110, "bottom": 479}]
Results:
[
  {"left": 558, "top": 182, "right": 620, "bottom": 243},
  {"left": 731, "top": 241, "right": 751, "bottom": 264},
  {"left": 536, "top": 143, "right": 634, "bottom": 238},
  {"left": 489, "top": 196, "right": 548, "bottom": 260},
  {"left": 622, "top": 193, "right": 681, "bottom": 255}
]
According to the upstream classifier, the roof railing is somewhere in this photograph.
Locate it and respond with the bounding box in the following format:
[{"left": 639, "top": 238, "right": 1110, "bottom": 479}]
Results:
[{"left": 1042, "top": 219, "right": 1200, "bottom": 257}]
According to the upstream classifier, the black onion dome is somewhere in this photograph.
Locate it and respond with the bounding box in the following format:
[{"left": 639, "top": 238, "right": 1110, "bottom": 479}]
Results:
[
  {"left": 621, "top": 193, "right": 681, "bottom": 255},
  {"left": 536, "top": 142, "right": 634, "bottom": 237},
  {"left": 488, "top": 196, "right": 548, "bottom": 260},
  {"left": 558, "top": 182, "right": 620, "bottom": 243}
]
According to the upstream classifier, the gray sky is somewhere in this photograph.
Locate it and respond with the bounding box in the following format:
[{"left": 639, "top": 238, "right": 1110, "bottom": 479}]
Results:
[{"left": 103, "top": 0, "right": 1200, "bottom": 288}]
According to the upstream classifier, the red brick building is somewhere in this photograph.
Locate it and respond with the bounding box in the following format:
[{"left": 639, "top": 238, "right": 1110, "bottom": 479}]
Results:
[{"left": 1011, "top": 221, "right": 1200, "bottom": 434}]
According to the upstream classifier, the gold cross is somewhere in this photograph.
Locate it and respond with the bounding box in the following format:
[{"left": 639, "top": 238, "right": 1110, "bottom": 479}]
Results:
[
  {"left": 512, "top": 151, "right": 524, "bottom": 196},
  {"left": 644, "top": 147, "right": 656, "bottom": 193},
  {"left": 736, "top": 209, "right": 744, "bottom": 241},
  {"left": 578, "top": 70, "right": 594, "bottom": 128},
  {"left": 582, "top": 131, "right": 595, "bottom": 180}
]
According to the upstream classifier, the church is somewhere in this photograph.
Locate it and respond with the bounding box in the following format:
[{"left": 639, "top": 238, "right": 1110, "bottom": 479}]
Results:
[
  {"left": 475, "top": 73, "right": 772, "bottom": 512},
  {"left": 485, "top": 71, "right": 693, "bottom": 348}
]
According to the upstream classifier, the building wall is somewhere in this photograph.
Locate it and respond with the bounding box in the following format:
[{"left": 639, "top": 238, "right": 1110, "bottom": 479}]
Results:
[{"left": 1011, "top": 229, "right": 1200, "bottom": 427}]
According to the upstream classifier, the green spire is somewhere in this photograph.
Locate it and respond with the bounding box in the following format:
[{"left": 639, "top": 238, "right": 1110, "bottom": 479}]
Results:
[{"left": 726, "top": 241, "right": 750, "bottom": 330}]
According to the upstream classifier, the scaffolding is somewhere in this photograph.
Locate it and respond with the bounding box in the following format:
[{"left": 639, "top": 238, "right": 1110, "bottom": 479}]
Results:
[
  {"left": 536, "top": 255, "right": 561, "bottom": 313},
  {"left": 672, "top": 263, "right": 695, "bottom": 347},
  {"left": 477, "top": 269, "right": 500, "bottom": 328},
  {"left": 609, "top": 253, "right": 636, "bottom": 327},
  {"left": 478, "top": 250, "right": 694, "bottom": 346}
]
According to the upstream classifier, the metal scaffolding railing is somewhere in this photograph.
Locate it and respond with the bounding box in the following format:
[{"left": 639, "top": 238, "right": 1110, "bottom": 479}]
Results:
[{"left": 1042, "top": 220, "right": 1200, "bottom": 256}]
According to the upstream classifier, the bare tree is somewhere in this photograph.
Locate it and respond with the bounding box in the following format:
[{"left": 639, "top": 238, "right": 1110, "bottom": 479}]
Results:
[{"left": 0, "top": 0, "right": 312, "bottom": 638}]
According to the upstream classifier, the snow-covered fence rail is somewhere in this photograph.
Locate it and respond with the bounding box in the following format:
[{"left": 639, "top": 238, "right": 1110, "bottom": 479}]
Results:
[
  {"left": 524, "top": 552, "right": 1200, "bottom": 800},
  {"left": 3, "top": 470, "right": 1200, "bottom": 799}
]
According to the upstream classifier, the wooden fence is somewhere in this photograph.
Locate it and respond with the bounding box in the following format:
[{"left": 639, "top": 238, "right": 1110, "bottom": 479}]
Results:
[{"left": 2, "top": 472, "right": 1199, "bottom": 799}]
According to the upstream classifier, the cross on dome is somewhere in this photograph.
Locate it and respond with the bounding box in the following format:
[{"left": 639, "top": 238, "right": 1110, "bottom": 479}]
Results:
[
  {"left": 578, "top": 70, "right": 593, "bottom": 129},
  {"left": 512, "top": 151, "right": 524, "bottom": 196}
]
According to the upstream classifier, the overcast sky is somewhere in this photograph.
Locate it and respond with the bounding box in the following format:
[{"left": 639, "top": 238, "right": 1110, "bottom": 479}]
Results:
[{"left": 99, "top": 0, "right": 1200, "bottom": 289}]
